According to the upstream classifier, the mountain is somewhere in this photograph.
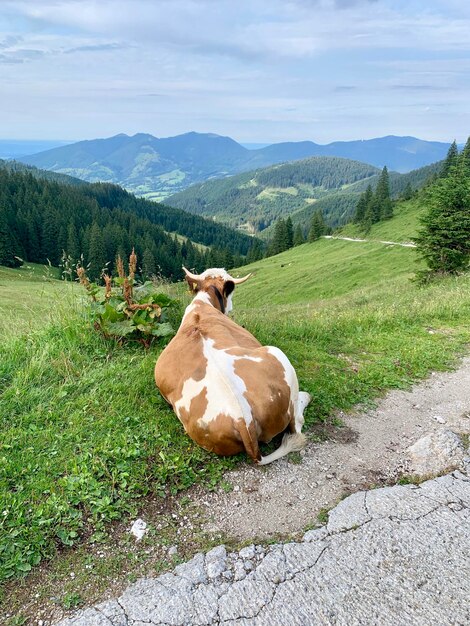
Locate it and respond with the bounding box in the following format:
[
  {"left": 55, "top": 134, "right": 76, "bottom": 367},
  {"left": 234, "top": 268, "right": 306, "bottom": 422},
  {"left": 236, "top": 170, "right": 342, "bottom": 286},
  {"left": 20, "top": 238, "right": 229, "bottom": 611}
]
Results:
[
  {"left": 243, "top": 136, "right": 449, "bottom": 174},
  {"left": 19, "top": 132, "right": 452, "bottom": 200},
  {"left": 166, "top": 156, "right": 443, "bottom": 234},
  {"left": 19, "top": 132, "right": 248, "bottom": 201}
]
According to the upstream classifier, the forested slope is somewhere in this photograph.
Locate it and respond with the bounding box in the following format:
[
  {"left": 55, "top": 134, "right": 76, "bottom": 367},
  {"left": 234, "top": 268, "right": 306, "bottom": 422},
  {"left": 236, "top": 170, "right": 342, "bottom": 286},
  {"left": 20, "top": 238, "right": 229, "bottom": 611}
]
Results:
[{"left": 0, "top": 167, "right": 260, "bottom": 279}]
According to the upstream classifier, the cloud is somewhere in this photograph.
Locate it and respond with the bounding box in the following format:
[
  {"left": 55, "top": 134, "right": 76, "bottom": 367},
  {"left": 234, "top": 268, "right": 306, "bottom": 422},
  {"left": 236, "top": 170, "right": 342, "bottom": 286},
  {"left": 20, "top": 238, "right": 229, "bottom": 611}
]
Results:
[
  {"left": 333, "top": 85, "right": 357, "bottom": 92},
  {"left": 64, "top": 42, "right": 128, "bottom": 54},
  {"left": 1, "top": 0, "right": 469, "bottom": 142},
  {"left": 391, "top": 84, "right": 448, "bottom": 92}
]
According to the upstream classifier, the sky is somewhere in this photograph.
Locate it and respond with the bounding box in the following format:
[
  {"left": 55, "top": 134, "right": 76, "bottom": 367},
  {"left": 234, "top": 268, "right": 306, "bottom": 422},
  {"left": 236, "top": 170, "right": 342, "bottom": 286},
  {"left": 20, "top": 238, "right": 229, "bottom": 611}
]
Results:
[{"left": 1, "top": 0, "right": 469, "bottom": 144}]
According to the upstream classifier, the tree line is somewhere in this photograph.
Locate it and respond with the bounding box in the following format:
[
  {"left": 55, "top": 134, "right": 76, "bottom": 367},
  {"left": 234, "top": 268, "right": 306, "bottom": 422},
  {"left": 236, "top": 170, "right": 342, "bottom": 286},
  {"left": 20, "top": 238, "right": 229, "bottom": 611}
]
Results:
[
  {"left": 0, "top": 169, "right": 261, "bottom": 280},
  {"left": 353, "top": 166, "right": 393, "bottom": 231}
]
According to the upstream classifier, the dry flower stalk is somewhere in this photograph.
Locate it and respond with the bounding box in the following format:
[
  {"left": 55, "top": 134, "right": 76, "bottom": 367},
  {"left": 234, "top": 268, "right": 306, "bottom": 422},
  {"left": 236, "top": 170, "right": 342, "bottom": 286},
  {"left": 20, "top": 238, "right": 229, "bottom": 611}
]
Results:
[
  {"left": 123, "top": 278, "right": 132, "bottom": 304},
  {"left": 76, "top": 266, "right": 96, "bottom": 301},
  {"left": 103, "top": 274, "right": 112, "bottom": 300},
  {"left": 116, "top": 255, "right": 125, "bottom": 279},
  {"left": 129, "top": 248, "right": 137, "bottom": 280}
]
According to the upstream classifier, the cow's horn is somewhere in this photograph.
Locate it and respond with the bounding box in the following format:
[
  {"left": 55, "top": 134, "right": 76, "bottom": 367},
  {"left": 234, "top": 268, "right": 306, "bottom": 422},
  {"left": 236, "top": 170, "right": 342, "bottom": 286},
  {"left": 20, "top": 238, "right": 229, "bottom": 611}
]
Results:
[
  {"left": 231, "top": 273, "right": 252, "bottom": 284},
  {"left": 182, "top": 266, "right": 201, "bottom": 281}
]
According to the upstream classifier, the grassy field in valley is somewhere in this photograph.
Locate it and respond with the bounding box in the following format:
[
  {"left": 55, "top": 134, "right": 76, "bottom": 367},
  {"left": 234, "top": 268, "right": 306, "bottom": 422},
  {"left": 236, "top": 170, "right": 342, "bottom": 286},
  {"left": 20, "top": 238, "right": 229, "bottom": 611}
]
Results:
[{"left": 1, "top": 210, "right": 470, "bottom": 618}]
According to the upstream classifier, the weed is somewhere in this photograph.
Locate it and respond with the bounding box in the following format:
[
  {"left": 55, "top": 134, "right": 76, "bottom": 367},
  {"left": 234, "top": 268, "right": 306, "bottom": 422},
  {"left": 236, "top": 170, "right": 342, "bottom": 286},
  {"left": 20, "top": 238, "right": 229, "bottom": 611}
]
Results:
[
  {"left": 398, "top": 474, "right": 428, "bottom": 486},
  {"left": 77, "top": 251, "right": 178, "bottom": 346},
  {"left": 220, "top": 481, "right": 234, "bottom": 493},
  {"left": 7, "top": 616, "right": 27, "bottom": 626},
  {"left": 317, "top": 508, "right": 330, "bottom": 525},
  {"left": 61, "top": 592, "right": 83, "bottom": 610},
  {"left": 288, "top": 451, "right": 302, "bottom": 465}
]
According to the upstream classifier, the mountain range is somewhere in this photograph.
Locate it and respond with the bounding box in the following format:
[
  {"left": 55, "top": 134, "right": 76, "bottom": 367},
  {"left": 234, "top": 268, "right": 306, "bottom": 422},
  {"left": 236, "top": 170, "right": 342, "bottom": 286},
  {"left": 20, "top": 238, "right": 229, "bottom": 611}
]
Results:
[{"left": 19, "top": 132, "right": 451, "bottom": 201}]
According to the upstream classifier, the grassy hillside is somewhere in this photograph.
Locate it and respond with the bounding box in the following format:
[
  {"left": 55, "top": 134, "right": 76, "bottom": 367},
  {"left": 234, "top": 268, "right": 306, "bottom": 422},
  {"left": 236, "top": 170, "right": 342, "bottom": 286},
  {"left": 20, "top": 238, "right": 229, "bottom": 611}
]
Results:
[
  {"left": 167, "top": 157, "right": 379, "bottom": 233},
  {"left": 235, "top": 238, "right": 418, "bottom": 305},
  {"left": 2, "top": 211, "right": 470, "bottom": 600},
  {"left": 338, "top": 195, "right": 424, "bottom": 243},
  {"left": 0, "top": 263, "right": 66, "bottom": 333},
  {"left": 167, "top": 157, "right": 442, "bottom": 236}
]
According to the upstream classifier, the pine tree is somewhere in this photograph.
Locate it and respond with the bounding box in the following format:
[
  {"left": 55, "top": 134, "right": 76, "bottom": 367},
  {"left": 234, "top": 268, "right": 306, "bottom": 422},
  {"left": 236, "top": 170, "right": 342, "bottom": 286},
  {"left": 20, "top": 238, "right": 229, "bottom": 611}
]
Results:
[
  {"left": 88, "top": 222, "right": 107, "bottom": 281},
  {"left": 460, "top": 137, "right": 470, "bottom": 177},
  {"left": 357, "top": 185, "right": 374, "bottom": 231},
  {"left": 223, "top": 248, "right": 234, "bottom": 269},
  {"left": 354, "top": 192, "right": 367, "bottom": 223},
  {"left": 375, "top": 166, "right": 393, "bottom": 219},
  {"left": 293, "top": 224, "right": 304, "bottom": 246},
  {"left": 266, "top": 218, "right": 289, "bottom": 256},
  {"left": 441, "top": 140, "right": 459, "bottom": 177},
  {"left": 400, "top": 182, "right": 414, "bottom": 201},
  {"left": 246, "top": 239, "right": 264, "bottom": 262},
  {"left": 285, "top": 216, "right": 294, "bottom": 249},
  {"left": 0, "top": 209, "right": 21, "bottom": 267},
  {"left": 66, "top": 221, "right": 80, "bottom": 261},
  {"left": 414, "top": 159, "right": 470, "bottom": 276},
  {"left": 308, "top": 209, "right": 325, "bottom": 242},
  {"left": 142, "top": 247, "right": 157, "bottom": 278}
]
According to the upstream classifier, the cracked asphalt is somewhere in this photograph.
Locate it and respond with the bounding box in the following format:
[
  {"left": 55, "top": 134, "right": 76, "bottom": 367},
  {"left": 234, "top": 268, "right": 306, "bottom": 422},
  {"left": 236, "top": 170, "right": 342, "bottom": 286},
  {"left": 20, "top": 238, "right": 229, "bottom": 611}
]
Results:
[{"left": 56, "top": 469, "right": 470, "bottom": 626}]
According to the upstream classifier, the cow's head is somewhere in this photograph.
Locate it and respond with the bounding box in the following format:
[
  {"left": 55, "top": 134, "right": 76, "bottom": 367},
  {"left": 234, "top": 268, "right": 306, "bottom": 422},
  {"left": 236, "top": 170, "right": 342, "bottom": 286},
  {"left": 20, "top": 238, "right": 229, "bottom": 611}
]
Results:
[{"left": 182, "top": 267, "right": 251, "bottom": 314}]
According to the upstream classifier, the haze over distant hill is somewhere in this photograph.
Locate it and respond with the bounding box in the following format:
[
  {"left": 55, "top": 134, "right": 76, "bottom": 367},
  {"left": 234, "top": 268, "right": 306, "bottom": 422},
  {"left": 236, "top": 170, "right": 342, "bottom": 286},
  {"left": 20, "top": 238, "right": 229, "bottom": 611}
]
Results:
[
  {"left": 0, "top": 140, "right": 71, "bottom": 160},
  {"left": 19, "top": 132, "right": 451, "bottom": 201}
]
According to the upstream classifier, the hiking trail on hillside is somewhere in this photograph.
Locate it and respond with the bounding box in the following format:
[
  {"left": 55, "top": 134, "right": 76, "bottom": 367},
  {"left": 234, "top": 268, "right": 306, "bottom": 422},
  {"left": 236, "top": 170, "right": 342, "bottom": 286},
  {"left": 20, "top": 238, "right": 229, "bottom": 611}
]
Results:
[{"left": 323, "top": 235, "right": 416, "bottom": 248}]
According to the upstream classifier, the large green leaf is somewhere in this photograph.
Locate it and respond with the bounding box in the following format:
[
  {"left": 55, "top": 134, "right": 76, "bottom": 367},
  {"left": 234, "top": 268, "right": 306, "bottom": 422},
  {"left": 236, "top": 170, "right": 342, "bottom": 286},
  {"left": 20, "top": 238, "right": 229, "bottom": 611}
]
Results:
[
  {"left": 151, "top": 322, "right": 174, "bottom": 337},
  {"left": 105, "top": 320, "right": 135, "bottom": 336}
]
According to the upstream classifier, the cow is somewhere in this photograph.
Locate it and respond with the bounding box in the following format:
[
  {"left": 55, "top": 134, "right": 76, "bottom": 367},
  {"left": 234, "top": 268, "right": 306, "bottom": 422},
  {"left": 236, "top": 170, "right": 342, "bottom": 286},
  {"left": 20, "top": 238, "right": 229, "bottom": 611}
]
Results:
[{"left": 154, "top": 267, "right": 311, "bottom": 465}]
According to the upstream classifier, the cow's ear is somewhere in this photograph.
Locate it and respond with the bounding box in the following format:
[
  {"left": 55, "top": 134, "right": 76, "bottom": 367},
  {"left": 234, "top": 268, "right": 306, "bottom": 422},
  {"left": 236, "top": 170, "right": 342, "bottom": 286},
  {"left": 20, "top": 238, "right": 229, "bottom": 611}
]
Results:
[
  {"left": 223, "top": 280, "right": 235, "bottom": 297},
  {"left": 185, "top": 275, "right": 200, "bottom": 293}
]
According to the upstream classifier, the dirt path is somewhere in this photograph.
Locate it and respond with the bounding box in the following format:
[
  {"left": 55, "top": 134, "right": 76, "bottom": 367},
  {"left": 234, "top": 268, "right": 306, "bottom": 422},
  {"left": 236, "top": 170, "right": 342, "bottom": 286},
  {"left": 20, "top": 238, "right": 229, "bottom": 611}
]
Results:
[
  {"left": 195, "top": 357, "right": 470, "bottom": 541},
  {"left": 323, "top": 235, "right": 416, "bottom": 247}
]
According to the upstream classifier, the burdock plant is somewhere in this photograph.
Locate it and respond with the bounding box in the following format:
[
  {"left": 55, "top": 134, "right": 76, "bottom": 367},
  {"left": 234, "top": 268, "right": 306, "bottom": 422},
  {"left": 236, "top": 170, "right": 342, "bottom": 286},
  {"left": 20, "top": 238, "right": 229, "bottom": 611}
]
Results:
[{"left": 77, "top": 249, "right": 177, "bottom": 346}]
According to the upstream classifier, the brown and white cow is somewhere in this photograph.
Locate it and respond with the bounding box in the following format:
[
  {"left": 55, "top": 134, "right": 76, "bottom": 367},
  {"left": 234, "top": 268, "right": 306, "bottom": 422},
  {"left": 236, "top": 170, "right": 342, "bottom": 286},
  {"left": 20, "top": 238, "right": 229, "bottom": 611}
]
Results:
[{"left": 154, "top": 267, "right": 311, "bottom": 465}]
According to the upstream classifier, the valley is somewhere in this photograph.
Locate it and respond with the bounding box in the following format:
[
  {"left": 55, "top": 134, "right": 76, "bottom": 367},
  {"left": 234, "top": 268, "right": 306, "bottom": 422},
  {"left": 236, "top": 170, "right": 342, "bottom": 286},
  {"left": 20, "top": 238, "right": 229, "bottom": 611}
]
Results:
[{"left": 2, "top": 174, "right": 470, "bottom": 623}]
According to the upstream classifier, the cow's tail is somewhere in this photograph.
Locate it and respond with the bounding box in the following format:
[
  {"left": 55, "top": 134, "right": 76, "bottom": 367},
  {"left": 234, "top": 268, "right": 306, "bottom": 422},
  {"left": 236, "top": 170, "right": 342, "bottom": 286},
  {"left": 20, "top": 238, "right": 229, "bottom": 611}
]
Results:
[
  {"left": 258, "top": 432, "right": 306, "bottom": 466},
  {"left": 236, "top": 419, "right": 262, "bottom": 463}
]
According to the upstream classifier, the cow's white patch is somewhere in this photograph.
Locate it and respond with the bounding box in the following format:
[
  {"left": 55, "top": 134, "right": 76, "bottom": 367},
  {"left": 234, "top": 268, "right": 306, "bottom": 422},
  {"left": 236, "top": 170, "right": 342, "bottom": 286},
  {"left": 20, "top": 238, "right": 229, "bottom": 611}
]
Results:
[
  {"left": 181, "top": 291, "right": 213, "bottom": 323},
  {"left": 225, "top": 293, "right": 233, "bottom": 314},
  {"left": 199, "top": 267, "right": 232, "bottom": 281},
  {"left": 266, "top": 345, "right": 300, "bottom": 421},
  {"left": 175, "top": 338, "right": 262, "bottom": 427}
]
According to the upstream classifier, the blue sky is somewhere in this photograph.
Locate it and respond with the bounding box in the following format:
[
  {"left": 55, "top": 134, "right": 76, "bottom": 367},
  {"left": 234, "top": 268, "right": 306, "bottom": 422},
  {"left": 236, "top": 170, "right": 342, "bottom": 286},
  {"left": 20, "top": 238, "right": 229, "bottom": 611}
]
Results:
[{"left": 1, "top": 0, "right": 469, "bottom": 143}]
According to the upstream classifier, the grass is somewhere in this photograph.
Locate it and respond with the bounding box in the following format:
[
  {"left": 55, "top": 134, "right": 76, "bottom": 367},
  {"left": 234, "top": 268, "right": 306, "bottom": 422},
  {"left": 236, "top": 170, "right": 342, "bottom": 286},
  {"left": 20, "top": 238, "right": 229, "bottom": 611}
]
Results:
[
  {"left": 338, "top": 196, "right": 424, "bottom": 243},
  {"left": 1, "top": 218, "right": 470, "bottom": 593},
  {"left": 235, "top": 237, "right": 420, "bottom": 306},
  {"left": 0, "top": 263, "right": 71, "bottom": 333}
]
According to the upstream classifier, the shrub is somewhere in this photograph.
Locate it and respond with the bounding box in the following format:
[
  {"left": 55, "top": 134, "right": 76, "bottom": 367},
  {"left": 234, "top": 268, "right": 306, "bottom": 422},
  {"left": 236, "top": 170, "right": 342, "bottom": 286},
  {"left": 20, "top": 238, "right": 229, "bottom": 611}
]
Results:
[{"left": 77, "top": 249, "right": 178, "bottom": 346}]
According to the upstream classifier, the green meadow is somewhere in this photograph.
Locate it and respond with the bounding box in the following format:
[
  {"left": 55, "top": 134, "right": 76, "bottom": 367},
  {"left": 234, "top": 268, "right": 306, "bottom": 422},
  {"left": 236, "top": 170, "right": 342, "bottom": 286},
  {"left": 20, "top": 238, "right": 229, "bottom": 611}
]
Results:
[{"left": 1, "top": 202, "right": 470, "bottom": 586}]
